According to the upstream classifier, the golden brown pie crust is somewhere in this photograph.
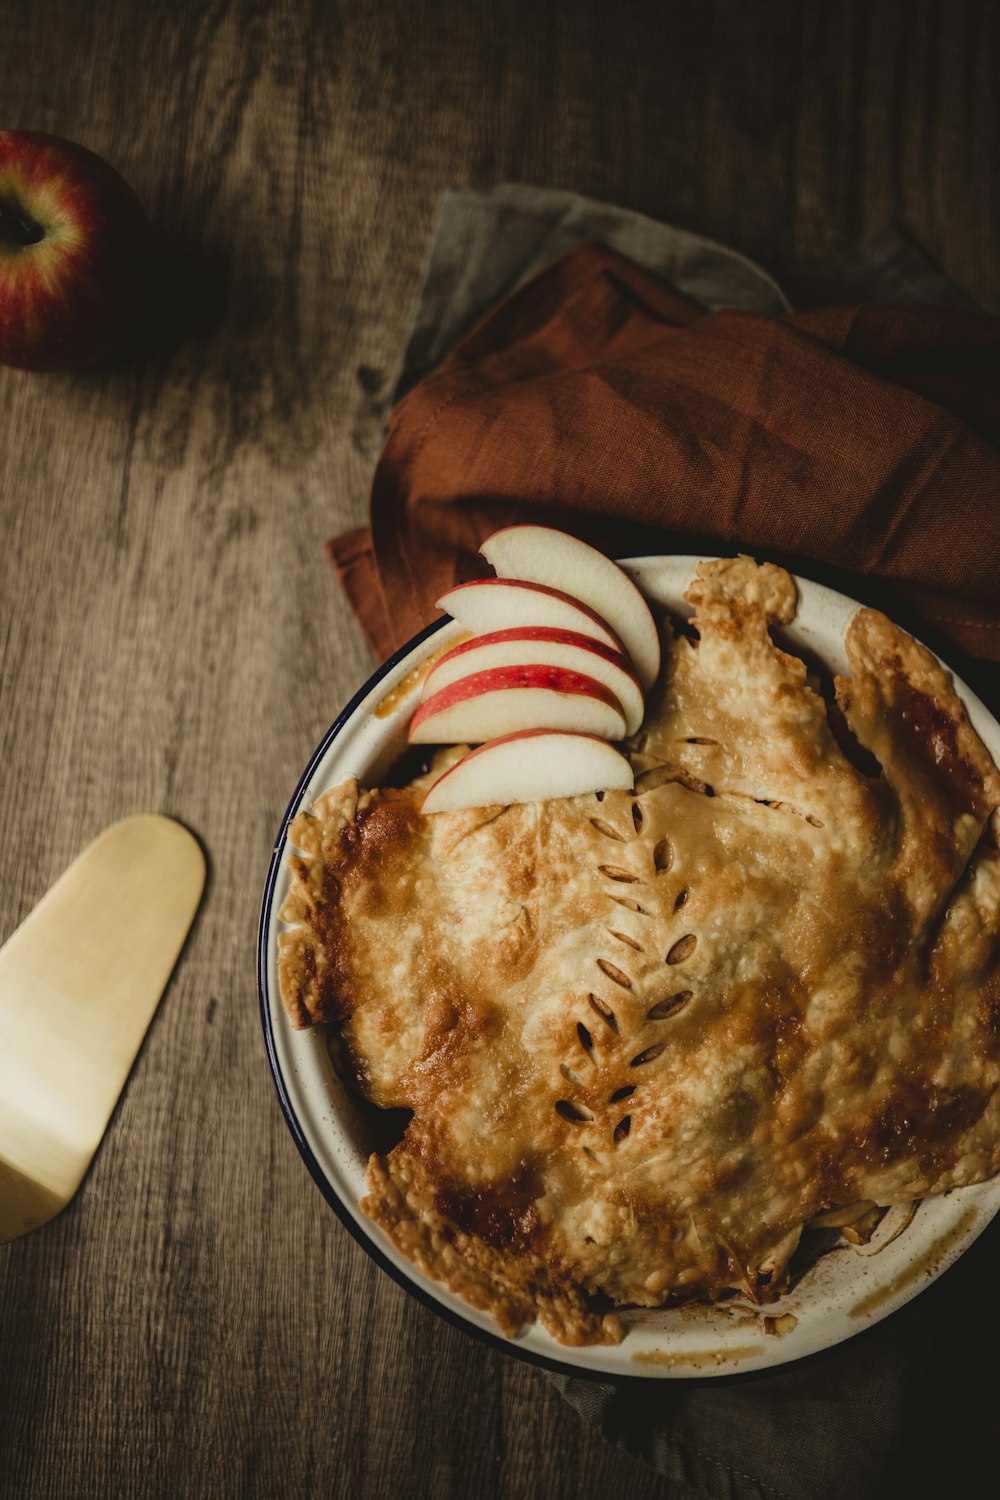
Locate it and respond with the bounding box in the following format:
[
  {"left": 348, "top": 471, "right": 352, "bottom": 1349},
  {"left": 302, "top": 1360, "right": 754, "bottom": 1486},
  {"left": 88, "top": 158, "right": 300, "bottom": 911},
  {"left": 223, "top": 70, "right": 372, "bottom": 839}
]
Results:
[{"left": 278, "top": 558, "right": 1000, "bottom": 1345}]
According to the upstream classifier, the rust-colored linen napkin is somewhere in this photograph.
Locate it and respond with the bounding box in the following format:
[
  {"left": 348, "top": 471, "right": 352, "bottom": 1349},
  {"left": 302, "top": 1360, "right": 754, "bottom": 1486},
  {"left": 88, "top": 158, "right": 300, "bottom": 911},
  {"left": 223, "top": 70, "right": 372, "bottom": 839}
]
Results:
[{"left": 331, "top": 241, "right": 999, "bottom": 671}]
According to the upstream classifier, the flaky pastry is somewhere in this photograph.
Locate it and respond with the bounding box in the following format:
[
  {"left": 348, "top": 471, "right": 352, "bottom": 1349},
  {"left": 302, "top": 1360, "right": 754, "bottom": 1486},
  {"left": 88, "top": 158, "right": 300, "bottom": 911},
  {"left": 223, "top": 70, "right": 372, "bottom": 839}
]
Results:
[{"left": 279, "top": 558, "right": 1000, "bottom": 1346}]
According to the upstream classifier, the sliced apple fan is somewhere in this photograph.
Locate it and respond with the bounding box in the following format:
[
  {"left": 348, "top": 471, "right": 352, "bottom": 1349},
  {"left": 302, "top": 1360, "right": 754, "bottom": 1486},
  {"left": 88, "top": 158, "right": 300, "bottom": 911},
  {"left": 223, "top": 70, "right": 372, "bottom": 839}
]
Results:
[{"left": 422, "top": 532, "right": 657, "bottom": 805}]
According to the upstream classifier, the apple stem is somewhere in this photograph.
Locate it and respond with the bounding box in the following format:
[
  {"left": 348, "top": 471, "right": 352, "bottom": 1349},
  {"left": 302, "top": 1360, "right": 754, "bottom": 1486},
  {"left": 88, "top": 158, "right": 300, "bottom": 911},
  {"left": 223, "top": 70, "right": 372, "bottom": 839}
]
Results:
[{"left": 0, "top": 200, "right": 45, "bottom": 247}]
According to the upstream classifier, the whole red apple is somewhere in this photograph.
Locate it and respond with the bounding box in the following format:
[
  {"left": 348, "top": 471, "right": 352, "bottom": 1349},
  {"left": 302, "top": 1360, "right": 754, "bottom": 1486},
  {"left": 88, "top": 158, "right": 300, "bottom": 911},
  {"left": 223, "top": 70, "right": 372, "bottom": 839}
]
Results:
[{"left": 0, "top": 130, "right": 153, "bottom": 371}]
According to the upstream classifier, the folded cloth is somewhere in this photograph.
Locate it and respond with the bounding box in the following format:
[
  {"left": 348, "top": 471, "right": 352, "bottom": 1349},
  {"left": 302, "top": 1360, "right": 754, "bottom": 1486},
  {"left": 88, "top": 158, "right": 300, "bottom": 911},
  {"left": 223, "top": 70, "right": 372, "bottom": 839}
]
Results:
[
  {"left": 327, "top": 186, "right": 1000, "bottom": 1500},
  {"left": 388, "top": 183, "right": 791, "bottom": 405},
  {"left": 330, "top": 190, "right": 1000, "bottom": 676}
]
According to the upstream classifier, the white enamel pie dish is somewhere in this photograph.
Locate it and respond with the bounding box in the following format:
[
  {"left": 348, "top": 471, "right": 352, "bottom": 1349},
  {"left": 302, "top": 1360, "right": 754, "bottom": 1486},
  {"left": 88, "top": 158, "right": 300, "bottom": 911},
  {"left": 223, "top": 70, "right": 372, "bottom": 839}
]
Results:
[{"left": 258, "top": 556, "right": 1000, "bottom": 1379}]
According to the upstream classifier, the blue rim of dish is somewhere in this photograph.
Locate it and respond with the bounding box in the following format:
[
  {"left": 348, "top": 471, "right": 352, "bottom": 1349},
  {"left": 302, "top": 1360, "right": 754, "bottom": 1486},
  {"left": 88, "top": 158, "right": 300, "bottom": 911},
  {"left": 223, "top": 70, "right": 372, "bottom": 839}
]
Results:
[{"left": 257, "top": 617, "right": 626, "bottom": 1382}]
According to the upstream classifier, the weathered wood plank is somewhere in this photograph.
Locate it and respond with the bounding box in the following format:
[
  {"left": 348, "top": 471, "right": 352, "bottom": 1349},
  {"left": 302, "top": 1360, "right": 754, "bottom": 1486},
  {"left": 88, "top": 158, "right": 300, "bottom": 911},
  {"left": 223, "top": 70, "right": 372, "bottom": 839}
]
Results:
[{"left": 0, "top": 2, "right": 994, "bottom": 1496}]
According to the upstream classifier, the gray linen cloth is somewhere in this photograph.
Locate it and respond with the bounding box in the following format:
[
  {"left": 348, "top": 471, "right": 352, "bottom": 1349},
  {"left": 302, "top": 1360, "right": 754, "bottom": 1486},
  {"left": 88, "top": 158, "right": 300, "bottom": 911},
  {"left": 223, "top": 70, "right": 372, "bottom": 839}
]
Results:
[{"left": 386, "top": 183, "right": 998, "bottom": 1500}]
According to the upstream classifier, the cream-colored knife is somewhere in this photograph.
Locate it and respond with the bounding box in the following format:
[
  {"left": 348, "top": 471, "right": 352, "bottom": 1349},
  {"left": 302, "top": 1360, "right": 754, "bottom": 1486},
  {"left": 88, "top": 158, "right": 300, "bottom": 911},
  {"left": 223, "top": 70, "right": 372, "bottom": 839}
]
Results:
[{"left": 0, "top": 815, "right": 204, "bottom": 1244}]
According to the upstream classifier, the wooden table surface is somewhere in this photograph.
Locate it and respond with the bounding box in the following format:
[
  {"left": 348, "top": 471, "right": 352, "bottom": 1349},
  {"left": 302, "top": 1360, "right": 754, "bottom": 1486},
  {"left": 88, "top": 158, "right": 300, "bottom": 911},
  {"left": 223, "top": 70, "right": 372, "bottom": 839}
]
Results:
[{"left": 1, "top": 3, "right": 996, "bottom": 1497}]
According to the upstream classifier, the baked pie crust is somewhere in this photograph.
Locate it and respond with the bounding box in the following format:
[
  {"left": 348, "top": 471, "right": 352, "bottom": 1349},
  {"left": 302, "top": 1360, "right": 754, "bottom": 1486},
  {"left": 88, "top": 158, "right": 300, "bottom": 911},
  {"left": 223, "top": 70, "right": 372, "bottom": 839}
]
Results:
[{"left": 278, "top": 558, "right": 1000, "bottom": 1346}]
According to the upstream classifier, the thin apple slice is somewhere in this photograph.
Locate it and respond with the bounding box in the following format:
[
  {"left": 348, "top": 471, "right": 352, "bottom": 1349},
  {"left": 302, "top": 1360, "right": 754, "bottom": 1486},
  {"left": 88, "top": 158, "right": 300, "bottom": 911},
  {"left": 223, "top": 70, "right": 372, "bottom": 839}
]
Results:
[
  {"left": 408, "top": 665, "right": 626, "bottom": 745},
  {"left": 436, "top": 578, "right": 625, "bottom": 655},
  {"left": 421, "top": 626, "right": 645, "bottom": 735},
  {"left": 421, "top": 730, "right": 634, "bottom": 813},
  {"left": 479, "top": 525, "right": 661, "bottom": 690}
]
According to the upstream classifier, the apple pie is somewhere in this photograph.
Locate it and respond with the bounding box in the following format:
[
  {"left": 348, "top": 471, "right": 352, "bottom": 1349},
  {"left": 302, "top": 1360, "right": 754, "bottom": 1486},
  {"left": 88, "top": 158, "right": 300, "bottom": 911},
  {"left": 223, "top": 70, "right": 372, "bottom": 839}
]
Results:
[{"left": 278, "top": 557, "right": 1000, "bottom": 1346}]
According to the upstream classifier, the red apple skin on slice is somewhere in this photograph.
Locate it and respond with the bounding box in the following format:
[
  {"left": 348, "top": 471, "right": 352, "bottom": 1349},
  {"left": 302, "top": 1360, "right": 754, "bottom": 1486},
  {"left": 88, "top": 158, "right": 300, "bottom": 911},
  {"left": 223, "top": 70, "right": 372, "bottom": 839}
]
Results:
[
  {"left": 421, "top": 730, "right": 635, "bottom": 814},
  {"left": 408, "top": 665, "right": 627, "bottom": 745},
  {"left": 436, "top": 578, "right": 625, "bottom": 656},
  {"left": 421, "top": 626, "right": 645, "bottom": 736},
  {"left": 479, "top": 525, "right": 661, "bottom": 691}
]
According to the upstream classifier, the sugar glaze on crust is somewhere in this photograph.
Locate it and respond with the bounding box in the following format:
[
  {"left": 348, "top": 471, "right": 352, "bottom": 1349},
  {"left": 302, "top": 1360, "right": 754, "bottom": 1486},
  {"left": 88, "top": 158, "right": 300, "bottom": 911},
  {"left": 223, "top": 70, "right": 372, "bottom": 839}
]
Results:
[{"left": 278, "top": 558, "right": 1000, "bottom": 1346}]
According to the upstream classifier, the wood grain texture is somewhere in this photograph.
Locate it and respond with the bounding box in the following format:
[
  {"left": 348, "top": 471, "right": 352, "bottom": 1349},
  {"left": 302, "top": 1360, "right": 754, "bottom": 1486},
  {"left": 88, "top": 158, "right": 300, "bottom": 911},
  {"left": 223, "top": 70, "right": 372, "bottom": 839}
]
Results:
[{"left": 0, "top": 1, "right": 995, "bottom": 1496}]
